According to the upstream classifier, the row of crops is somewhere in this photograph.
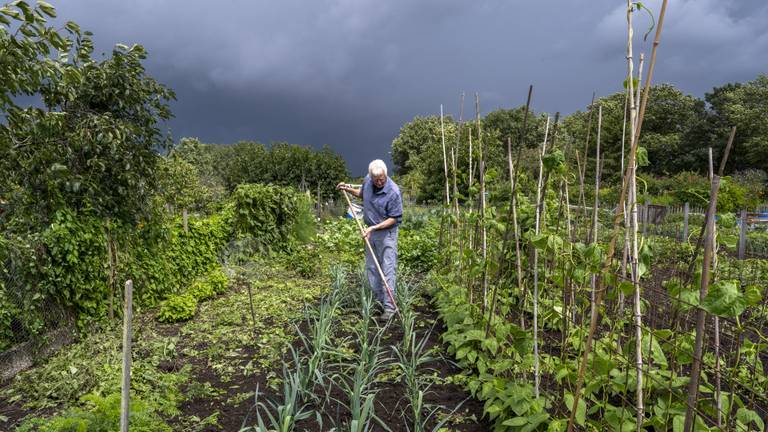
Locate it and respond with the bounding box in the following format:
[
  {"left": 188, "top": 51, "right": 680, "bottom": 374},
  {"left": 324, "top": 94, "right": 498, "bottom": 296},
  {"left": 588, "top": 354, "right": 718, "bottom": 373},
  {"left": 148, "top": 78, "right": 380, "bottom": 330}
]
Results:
[{"left": 422, "top": 118, "right": 767, "bottom": 431}]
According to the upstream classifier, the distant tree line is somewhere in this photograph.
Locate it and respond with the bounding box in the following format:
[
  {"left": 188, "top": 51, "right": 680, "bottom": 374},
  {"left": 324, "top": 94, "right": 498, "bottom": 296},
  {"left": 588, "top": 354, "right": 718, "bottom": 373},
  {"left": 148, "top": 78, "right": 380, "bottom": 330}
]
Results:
[
  {"left": 172, "top": 138, "right": 349, "bottom": 203},
  {"left": 392, "top": 76, "right": 768, "bottom": 206}
]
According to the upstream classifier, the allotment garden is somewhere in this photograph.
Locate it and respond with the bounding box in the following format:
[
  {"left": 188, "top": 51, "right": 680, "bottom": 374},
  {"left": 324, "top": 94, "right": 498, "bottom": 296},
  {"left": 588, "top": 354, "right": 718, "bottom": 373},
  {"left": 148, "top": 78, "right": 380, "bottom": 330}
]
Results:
[{"left": 2, "top": 1, "right": 768, "bottom": 431}]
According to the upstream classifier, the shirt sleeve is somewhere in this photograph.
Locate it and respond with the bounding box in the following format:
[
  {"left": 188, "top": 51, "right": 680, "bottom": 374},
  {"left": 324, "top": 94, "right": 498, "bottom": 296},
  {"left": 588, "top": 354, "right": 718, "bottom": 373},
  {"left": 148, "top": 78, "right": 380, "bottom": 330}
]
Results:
[
  {"left": 386, "top": 190, "right": 403, "bottom": 224},
  {"left": 359, "top": 175, "right": 368, "bottom": 199}
]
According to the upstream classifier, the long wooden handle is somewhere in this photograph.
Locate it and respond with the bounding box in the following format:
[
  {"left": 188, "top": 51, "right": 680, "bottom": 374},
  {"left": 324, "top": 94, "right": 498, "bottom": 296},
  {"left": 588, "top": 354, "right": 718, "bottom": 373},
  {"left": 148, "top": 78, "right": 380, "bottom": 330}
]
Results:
[{"left": 341, "top": 190, "right": 399, "bottom": 314}]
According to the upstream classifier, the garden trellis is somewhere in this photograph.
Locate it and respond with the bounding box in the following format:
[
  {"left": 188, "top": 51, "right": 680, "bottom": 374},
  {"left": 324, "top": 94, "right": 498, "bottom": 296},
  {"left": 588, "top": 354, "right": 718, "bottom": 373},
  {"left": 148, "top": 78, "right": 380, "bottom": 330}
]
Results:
[{"left": 429, "top": 0, "right": 768, "bottom": 429}]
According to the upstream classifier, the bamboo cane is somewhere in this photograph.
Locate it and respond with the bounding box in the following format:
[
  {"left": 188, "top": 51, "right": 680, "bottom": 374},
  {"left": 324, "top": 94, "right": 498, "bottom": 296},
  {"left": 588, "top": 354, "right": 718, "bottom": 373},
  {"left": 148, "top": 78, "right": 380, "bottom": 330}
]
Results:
[
  {"left": 440, "top": 104, "right": 450, "bottom": 207},
  {"left": 566, "top": 1, "right": 668, "bottom": 430},
  {"left": 456, "top": 93, "right": 465, "bottom": 280},
  {"left": 589, "top": 106, "right": 603, "bottom": 308},
  {"left": 341, "top": 190, "right": 399, "bottom": 315},
  {"left": 683, "top": 148, "right": 719, "bottom": 432},
  {"left": 474, "top": 93, "right": 489, "bottom": 311},
  {"left": 634, "top": 53, "right": 645, "bottom": 130},
  {"left": 120, "top": 280, "right": 133, "bottom": 432},
  {"left": 683, "top": 126, "right": 736, "bottom": 284},
  {"left": 590, "top": 105, "right": 603, "bottom": 245},
  {"left": 623, "top": 5, "right": 646, "bottom": 428},
  {"left": 513, "top": 85, "right": 533, "bottom": 330},
  {"left": 577, "top": 93, "right": 596, "bottom": 230},
  {"left": 618, "top": 65, "right": 631, "bottom": 315},
  {"left": 532, "top": 116, "right": 551, "bottom": 399},
  {"left": 709, "top": 151, "right": 722, "bottom": 429}
]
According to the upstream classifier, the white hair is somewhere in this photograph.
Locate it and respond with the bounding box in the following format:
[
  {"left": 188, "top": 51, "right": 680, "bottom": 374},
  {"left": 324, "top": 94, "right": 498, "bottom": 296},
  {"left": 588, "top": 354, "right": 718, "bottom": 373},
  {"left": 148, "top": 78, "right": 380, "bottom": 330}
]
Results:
[{"left": 368, "top": 159, "right": 388, "bottom": 177}]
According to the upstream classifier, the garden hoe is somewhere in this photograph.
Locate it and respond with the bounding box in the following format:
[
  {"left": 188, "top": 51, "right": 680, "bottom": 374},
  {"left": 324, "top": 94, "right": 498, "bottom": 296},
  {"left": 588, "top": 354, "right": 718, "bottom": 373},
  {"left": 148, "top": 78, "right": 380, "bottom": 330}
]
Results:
[{"left": 340, "top": 189, "right": 400, "bottom": 318}]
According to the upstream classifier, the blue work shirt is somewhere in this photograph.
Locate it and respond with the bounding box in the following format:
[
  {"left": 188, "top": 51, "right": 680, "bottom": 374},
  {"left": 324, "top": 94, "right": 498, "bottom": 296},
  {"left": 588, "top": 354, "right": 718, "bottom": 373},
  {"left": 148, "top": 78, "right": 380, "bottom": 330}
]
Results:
[{"left": 360, "top": 175, "right": 403, "bottom": 228}]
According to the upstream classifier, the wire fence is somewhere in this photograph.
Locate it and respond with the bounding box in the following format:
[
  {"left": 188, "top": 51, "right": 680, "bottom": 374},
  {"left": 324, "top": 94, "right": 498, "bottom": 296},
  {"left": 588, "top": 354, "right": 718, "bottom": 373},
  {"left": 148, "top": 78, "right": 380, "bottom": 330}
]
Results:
[{"left": 0, "top": 283, "right": 75, "bottom": 382}]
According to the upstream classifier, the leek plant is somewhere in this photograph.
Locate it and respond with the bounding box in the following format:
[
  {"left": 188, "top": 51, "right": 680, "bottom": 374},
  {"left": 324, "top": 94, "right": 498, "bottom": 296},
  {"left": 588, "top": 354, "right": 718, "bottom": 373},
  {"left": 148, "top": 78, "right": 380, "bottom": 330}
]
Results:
[{"left": 239, "top": 367, "right": 312, "bottom": 432}]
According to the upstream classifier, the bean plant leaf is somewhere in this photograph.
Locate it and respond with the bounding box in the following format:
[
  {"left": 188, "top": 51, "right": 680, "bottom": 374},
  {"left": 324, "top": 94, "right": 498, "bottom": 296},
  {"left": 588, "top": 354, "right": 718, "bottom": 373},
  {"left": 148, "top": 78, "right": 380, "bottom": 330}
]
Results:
[
  {"left": 642, "top": 333, "right": 668, "bottom": 368},
  {"left": 542, "top": 150, "right": 566, "bottom": 174},
  {"left": 744, "top": 284, "right": 762, "bottom": 306},
  {"left": 701, "top": 280, "right": 747, "bottom": 318},
  {"left": 502, "top": 417, "right": 528, "bottom": 427},
  {"left": 563, "top": 393, "right": 586, "bottom": 426},
  {"left": 636, "top": 146, "right": 650, "bottom": 167},
  {"left": 736, "top": 407, "right": 765, "bottom": 431}
]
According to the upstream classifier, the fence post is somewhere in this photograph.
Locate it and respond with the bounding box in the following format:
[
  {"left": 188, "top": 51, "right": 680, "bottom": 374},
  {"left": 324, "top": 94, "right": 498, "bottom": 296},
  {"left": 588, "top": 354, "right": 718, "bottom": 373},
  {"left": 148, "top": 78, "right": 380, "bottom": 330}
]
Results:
[
  {"left": 182, "top": 209, "right": 189, "bottom": 233},
  {"left": 683, "top": 202, "right": 689, "bottom": 241},
  {"left": 738, "top": 209, "right": 747, "bottom": 260},
  {"left": 120, "top": 280, "right": 133, "bottom": 432}
]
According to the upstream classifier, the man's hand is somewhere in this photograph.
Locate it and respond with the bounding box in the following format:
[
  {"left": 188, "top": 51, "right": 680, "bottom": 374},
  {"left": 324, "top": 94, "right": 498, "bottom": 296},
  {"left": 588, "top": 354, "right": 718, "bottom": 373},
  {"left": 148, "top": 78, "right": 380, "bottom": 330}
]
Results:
[
  {"left": 362, "top": 226, "right": 375, "bottom": 240},
  {"left": 336, "top": 182, "right": 349, "bottom": 191}
]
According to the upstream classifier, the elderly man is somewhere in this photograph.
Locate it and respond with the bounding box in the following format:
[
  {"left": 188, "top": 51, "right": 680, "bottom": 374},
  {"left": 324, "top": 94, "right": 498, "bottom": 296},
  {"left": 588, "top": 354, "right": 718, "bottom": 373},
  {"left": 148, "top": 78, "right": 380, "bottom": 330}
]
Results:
[{"left": 337, "top": 159, "right": 403, "bottom": 320}]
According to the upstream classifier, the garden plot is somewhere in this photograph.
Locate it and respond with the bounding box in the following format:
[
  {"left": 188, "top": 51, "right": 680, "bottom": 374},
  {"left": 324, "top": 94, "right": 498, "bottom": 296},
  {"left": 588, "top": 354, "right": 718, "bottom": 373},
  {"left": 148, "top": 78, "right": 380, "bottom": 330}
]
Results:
[{"left": 0, "top": 261, "right": 323, "bottom": 431}]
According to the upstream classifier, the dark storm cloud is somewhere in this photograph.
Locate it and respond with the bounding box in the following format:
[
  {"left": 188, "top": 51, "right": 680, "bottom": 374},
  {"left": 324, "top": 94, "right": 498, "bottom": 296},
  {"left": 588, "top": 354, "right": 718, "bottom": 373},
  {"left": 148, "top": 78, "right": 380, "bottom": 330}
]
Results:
[{"left": 54, "top": 0, "right": 768, "bottom": 173}]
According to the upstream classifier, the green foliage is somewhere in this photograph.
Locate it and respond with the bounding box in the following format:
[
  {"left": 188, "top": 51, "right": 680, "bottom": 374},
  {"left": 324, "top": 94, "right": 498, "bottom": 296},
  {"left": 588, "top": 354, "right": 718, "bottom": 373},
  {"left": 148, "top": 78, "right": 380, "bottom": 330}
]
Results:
[
  {"left": 122, "top": 210, "right": 232, "bottom": 306},
  {"left": 157, "top": 293, "right": 198, "bottom": 323},
  {"left": 314, "top": 218, "right": 364, "bottom": 269},
  {"left": 205, "top": 267, "right": 229, "bottom": 295},
  {"left": 398, "top": 220, "right": 439, "bottom": 273},
  {"left": 156, "top": 154, "right": 213, "bottom": 212},
  {"left": 158, "top": 267, "right": 229, "bottom": 322},
  {"left": 233, "top": 183, "right": 315, "bottom": 251},
  {"left": 700, "top": 279, "right": 759, "bottom": 318},
  {"left": 17, "top": 393, "right": 171, "bottom": 432},
  {"left": 188, "top": 279, "right": 215, "bottom": 301},
  {"left": 284, "top": 244, "right": 322, "bottom": 278},
  {"left": 542, "top": 150, "right": 566, "bottom": 174},
  {"left": 0, "top": 280, "right": 16, "bottom": 351},
  {"left": 3, "top": 38, "right": 175, "bottom": 227},
  {"left": 0, "top": 232, "right": 48, "bottom": 348},
  {"left": 706, "top": 75, "right": 768, "bottom": 173},
  {"left": 187, "top": 268, "right": 229, "bottom": 301},
  {"left": 175, "top": 139, "right": 348, "bottom": 200},
  {"left": 638, "top": 171, "right": 756, "bottom": 212},
  {"left": 41, "top": 209, "right": 108, "bottom": 320}
]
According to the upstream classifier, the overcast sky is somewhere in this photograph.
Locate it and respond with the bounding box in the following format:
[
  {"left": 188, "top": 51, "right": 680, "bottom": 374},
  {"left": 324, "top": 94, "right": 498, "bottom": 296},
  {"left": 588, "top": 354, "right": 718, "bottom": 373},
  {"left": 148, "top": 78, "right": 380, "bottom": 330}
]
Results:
[{"left": 55, "top": 0, "right": 767, "bottom": 174}]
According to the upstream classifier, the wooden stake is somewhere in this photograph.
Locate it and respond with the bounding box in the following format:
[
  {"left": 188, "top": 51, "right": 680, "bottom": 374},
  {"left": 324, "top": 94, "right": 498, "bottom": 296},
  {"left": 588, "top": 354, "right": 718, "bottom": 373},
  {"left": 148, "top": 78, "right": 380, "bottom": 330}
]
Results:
[
  {"left": 120, "top": 280, "right": 133, "bottom": 432},
  {"left": 440, "top": 104, "right": 450, "bottom": 207},
  {"left": 567, "top": 2, "right": 669, "bottom": 430},
  {"left": 532, "top": 116, "right": 551, "bottom": 399},
  {"left": 683, "top": 148, "right": 720, "bottom": 432},
  {"left": 738, "top": 209, "right": 747, "bottom": 259},
  {"left": 590, "top": 105, "right": 603, "bottom": 245},
  {"left": 684, "top": 126, "right": 736, "bottom": 282}
]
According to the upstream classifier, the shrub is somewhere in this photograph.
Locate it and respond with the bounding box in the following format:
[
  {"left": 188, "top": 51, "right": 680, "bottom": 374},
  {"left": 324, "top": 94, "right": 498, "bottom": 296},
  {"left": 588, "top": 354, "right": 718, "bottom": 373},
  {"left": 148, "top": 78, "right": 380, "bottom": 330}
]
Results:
[
  {"left": 284, "top": 244, "right": 321, "bottom": 278},
  {"left": 120, "top": 209, "right": 232, "bottom": 306},
  {"left": 41, "top": 210, "right": 108, "bottom": 321},
  {"left": 206, "top": 268, "right": 229, "bottom": 295},
  {"left": 187, "top": 280, "right": 215, "bottom": 301},
  {"left": 399, "top": 220, "right": 439, "bottom": 273},
  {"left": 156, "top": 294, "right": 198, "bottom": 323},
  {"left": 232, "top": 184, "right": 315, "bottom": 251},
  {"left": 158, "top": 268, "right": 228, "bottom": 321}
]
